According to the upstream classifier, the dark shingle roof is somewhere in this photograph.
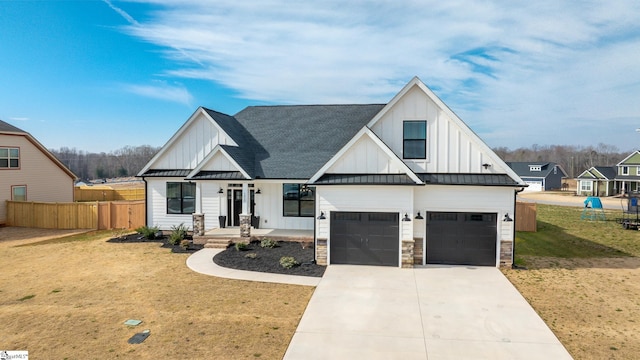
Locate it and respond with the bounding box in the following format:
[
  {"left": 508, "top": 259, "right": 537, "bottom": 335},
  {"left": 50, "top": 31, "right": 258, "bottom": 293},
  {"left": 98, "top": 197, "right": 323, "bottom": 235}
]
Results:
[
  {"left": 0, "top": 119, "right": 26, "bottom": 133},
  {"left": 505, "top": 162, "right": 564, "bottom": 178},
  {"left": 313, "top": 173, "right": 417, "bottom": 185},
  {"left": 417, "top": 173, "right": 521, "bottom": 186},
  {"left": 232, "top": 104, "right": 386, "bottom": 179},
  {"left": 578, "top": 166, "right": 616, "bottom": 180}
]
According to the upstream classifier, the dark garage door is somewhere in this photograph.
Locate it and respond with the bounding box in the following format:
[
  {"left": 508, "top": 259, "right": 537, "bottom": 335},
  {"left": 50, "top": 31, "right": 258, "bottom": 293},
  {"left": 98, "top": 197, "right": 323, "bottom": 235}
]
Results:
[
  {"left": 330, "top": 212, "right": 399, "bottom": 266},
  {"left": 426, "top": 212, "right": 497, "bottom": 266}
]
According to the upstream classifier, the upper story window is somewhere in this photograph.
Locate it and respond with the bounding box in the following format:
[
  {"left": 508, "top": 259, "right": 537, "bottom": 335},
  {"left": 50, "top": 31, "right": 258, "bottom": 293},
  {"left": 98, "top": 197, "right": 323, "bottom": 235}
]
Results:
[
  {"left": 283, "top": 184, "right": 315, "bottom": 217},
  {"left": 167, "top": 182, "right": 195, "bottom": 214},
  {"left": 0, "top": 147, "right": 20, "bottom": 169},
  {"left": 403, "top": 121, "right": 426, "bottom": 159},
  {"left": 622, "top": 166, "right": 629, "bottom": 175}
]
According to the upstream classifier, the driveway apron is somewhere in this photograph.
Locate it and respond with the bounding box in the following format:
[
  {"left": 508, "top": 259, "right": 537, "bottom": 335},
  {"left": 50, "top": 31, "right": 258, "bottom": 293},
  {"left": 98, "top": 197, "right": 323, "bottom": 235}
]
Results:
[{"left": 284, "top": 265, "right": 572, "bottom": 360}]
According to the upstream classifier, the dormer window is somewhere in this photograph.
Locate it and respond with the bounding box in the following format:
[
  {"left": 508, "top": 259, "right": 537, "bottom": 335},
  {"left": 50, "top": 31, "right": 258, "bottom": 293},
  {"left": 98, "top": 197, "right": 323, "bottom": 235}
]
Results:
[
  {"left": 403, "top": 121, "right": 426, "bottom": 159},
  {"left": 529, "top": 165, "right": 541, "bottom": 172}
]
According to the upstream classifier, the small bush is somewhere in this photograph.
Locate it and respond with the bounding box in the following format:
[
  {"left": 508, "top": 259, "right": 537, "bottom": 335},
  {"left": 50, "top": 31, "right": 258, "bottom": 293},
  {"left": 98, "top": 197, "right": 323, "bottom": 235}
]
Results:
[
  {"left": 245, "top": 252, "right": 258, "bottom": 259},
  {"left": 135, "top": 225, "right": 160, "bottom": 240},
  {"left": 168, "top": 223, "right": 189, "bottom": 245},
  {"left": 180, "top": 239, "right": 190, "bottom": 249},
  {"left": 260, "top": 238, "right": 278, "bottom": 248},
  {"left": 279, "top": 256, "right": 299, "bottom": 269},
  {"left": 235, "top": 242, "right": 249, "bottom": 251}
]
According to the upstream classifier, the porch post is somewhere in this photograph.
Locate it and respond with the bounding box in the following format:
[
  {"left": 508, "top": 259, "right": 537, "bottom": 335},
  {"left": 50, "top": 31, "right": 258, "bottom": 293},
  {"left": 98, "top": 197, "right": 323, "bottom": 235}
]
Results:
[
  {"left": 239, "top": 183, "right": 251, "bottom": 240},
  {"left": 195, "top": 182, "right": 202, "bottom": 214}
]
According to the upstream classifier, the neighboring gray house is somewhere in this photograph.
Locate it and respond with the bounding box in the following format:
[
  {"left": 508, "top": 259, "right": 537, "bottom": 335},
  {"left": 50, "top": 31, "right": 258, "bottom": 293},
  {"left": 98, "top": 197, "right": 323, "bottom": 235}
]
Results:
[
  {"left": 506, "top": 162, "right": 567, "bottom": 192},
  {"left": 0, "top": 119, "right": 76, "bottom": 225},
  {"left": 139, "top": 77, "right": 526, "bottom": 268},
  {"left": 576, "top": 166, "right": 617, "bottom": 196}
]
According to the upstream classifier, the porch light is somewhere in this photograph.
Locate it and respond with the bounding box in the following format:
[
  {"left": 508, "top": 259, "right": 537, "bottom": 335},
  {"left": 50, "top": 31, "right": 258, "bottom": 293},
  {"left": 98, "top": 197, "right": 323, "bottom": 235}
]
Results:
[
  {"left": 503, "top": 213, "right": 513, "bottom": 222},
  {"left": 402, "top": 213, "right": 411, "bottom": 222},
  {"left": 218, "top": 188, "right": 224, "bottom": 194},
  {"left": 415, "top": 212, "right": 424, "bottom": 220},
  {"left": 317, "top": 211, "right": 326, "bottom": 220},
  {"left": 256, "top": 189, "right": 261, "bottom": 194}
]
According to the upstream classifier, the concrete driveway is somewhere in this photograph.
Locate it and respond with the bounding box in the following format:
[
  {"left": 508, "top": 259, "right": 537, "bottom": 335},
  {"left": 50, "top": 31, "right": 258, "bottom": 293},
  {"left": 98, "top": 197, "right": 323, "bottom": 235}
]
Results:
[{"left": 284, "top": 265, "right": 572, "bottom": 360}]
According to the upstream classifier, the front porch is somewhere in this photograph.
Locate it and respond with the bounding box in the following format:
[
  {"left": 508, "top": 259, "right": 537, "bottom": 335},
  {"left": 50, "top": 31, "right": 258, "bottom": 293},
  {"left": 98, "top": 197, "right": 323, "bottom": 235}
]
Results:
[{"left": 193, "top": 227, "right": 314, "bottom": 248}]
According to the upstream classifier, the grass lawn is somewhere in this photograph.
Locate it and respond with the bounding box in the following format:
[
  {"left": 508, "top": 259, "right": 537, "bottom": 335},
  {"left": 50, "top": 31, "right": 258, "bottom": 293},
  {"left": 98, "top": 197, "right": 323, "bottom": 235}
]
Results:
[
  {"left": 0, "top": 230, "right": 314, "bottom": 359},
  {"left": 503, "top": 204, "right": 640, "bottom": 360}
]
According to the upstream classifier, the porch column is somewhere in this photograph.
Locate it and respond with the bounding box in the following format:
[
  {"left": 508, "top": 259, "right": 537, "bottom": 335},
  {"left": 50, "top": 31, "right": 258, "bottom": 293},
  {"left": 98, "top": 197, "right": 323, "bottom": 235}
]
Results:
[
  {"left": 195, "top": 182, "right": 202, "bottom": 214},
  {"left": 239, "top": 183, "right": 251, "bottom": 240}
]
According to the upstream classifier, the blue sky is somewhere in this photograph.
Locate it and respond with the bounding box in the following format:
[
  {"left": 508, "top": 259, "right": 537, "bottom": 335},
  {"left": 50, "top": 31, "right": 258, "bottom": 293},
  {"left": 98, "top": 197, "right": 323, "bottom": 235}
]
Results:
[{"left": 1, "top": 1, "right": 640, "bottom": 153}]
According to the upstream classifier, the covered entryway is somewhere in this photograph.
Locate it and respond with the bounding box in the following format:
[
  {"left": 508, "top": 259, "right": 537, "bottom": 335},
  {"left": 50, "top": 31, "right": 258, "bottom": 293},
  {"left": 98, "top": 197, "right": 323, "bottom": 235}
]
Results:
[
  {"left": 426, "top": 212, "right": 497, "bottom": 266},
  {"left": 330, "top": 212, "right": 399, "bottom": 266}
]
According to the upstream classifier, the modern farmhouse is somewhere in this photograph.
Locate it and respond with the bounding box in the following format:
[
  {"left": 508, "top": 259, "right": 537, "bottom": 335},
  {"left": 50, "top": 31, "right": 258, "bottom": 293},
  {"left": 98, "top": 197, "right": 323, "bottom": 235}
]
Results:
[{"left": 138, "top": 77, "right": 526, "bottom": 268}]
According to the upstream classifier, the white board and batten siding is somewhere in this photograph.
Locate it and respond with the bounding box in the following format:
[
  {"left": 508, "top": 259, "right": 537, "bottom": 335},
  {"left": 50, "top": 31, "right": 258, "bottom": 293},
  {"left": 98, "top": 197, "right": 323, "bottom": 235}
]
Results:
[
  {"left": 146, "top": 177, "right": 195, "bottom": 230},
  {"left": 152, "top": 112, "right": 237, "bottom": 170},
  {"left": 253, "top": 182, "right": 314, "bottom": 230},
  {"left": 316, "top": 186, "right": 414, "bottom": 241},
  {"left": 326, "top": 135, "right": 405, "bottom": 174},
  {"left": 370, "top": 85, "right": 507, "bottom": 175}
]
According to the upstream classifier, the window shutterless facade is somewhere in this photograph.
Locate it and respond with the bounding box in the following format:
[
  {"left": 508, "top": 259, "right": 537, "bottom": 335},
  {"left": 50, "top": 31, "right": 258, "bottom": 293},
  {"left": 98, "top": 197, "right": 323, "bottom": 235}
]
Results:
[
  {"left": 167, "top": 182, "right": 196, "bottom": 214},
  {"left": 283, "top": 184, "right": 315, "bottom": 217},
  {"left": 0, "top": 147, "right": 20, "bottom": 168},
  {"left": 403, "top": 121, "right": 426, "bottom": 159}
]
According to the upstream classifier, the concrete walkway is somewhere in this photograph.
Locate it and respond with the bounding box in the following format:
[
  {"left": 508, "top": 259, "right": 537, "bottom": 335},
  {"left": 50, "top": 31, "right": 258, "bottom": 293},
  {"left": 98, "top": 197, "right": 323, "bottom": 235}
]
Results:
[
  {"left": 186, "top": 250, "right": 572, "bottom": 359},
  {"left": 284, "top": 265, "right": 573, "bottom": 360}
]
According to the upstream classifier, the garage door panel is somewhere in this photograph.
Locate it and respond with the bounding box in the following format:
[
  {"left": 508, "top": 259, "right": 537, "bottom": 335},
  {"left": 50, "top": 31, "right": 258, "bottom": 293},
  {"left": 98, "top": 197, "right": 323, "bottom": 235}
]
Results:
[
  {"left": 426, "top": 212, "right": 497, "bottom": 266},
  {"left": 330, "top": 212, "right": 399, "bottom": 266}
]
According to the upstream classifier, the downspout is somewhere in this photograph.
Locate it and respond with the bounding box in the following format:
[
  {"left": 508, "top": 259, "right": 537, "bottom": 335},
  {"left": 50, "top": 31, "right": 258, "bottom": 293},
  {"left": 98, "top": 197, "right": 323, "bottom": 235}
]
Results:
[
  {"left": 312, "top": 187, "right": 317, "bottom": 264},
  {"left": 512, "top": 186, "right": 526, "bottom": 269},
  {"left": 142, "top": 177, "right": 148, "bottom": 227}
]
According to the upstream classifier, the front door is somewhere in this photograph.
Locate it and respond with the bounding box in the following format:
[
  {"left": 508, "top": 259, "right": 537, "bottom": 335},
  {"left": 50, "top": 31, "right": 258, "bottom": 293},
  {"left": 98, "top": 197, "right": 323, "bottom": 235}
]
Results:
[{"left": 226, "top": 189, "right": 255, "bottom": 226}]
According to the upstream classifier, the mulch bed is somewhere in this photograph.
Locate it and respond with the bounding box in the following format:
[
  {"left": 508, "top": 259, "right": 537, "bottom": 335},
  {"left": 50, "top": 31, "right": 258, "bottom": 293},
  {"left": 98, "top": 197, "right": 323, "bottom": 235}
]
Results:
[
  {"left": 106, "top": 233, "right": 204, "bottom": 254},
  {"left": 213, "top": 240, "right": 326, "bottom": 277}
]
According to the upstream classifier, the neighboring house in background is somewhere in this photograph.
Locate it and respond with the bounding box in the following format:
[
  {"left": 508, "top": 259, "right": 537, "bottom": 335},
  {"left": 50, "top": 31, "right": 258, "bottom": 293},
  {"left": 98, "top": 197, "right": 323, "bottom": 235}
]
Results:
[
  {"left": 576, "top": 166, "right": 617, "bottom": 196},
  {"left": 614, "top": 150, "right": 640, "bottom": 194},
  {"left": 506, "top": 162, "right": 567, "bottom": 192},
  {"left": 0, "top": 119, "right": 76, "bottom": 225},
  {"left": 138, "top": 77, "right": 526, "bottom": 268}
]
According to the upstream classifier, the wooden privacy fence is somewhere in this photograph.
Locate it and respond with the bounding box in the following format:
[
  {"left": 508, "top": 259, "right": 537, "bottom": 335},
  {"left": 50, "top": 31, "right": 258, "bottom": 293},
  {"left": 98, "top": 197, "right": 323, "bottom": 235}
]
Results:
[
  {"left": 516, "top": 201, "right": 537, "bottom": 232},
  {"left": 6, "top": 200, "right": 145, "bottom": 230},
  {"left": 74, "top": 188, "right": 145, "bottom": 201}
]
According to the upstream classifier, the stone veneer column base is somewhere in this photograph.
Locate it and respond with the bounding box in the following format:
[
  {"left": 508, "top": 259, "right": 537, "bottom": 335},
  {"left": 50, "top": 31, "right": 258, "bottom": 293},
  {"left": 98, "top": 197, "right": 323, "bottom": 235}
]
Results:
[
  {"left": 192, "top": 213, "right": 205, "bottom": 236},
  {"left": 316, "top": 238, "right": 327, "bottom": 265},
  {"left": 413, "top": 237, "right": 423, "bottom": 265},
  {"left": 499, "top": 240, "right": 513, "bottom": 267},
  {"left": 401, "top": 239, "right": 415, "bottom": 268},
  {"left": 239, "top": 214, "right": 251, "bottom": 241}
]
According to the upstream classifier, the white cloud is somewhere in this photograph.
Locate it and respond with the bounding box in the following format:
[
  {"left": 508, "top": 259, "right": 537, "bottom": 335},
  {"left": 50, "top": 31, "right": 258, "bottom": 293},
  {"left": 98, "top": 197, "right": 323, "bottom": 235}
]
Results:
[
  {"left": 122, "top": 82, "right": 194, "bottom": 106},
  {"left": 9, "top": 117, "right": 29, "bottom": 121},
  {"left": 112, "top": 0, "right": 640, "bottom": 150}
]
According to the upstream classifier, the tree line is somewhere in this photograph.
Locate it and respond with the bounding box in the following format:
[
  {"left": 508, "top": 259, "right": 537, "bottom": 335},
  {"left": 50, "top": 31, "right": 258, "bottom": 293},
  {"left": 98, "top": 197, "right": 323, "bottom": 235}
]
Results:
[
  {"left": 493, "top": 143, "right": 632, "bottom": 178},
  {"left": 51, "top": 145, "right": 160, "bottom": 181},
  {"left": 50, "top": 142, "right": 634, "bottom": 181}
]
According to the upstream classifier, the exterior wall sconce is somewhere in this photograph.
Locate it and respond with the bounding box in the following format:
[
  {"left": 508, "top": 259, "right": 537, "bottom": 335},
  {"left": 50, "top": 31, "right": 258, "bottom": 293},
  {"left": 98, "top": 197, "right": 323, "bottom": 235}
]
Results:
[
  {"left": 503, "top": 213, "right": 513, "bottom": 222},
  {"left": 256, "top": 189, "right": 261, "bottom": 194},
  {"left": 218, "top": 188, "right": 224, "bottom": 194},
  {"left": 482, "top": 163, "right": 492, "bottom": 169},
  {"left": 415, "top": 212, "right": 424, "bottom": 220},
  {"left": 402, "top": 213, "right": 411, "bottom": 222},
  {"left": 317, "top": 211, "right": 326, "bottom": 220}
]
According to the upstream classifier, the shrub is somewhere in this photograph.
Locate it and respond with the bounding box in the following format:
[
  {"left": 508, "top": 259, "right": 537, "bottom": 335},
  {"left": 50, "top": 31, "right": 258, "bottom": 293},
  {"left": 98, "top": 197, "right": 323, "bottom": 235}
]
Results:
[
  {"left": 245, "top": 252, "right": 258, "bottom": 259},
  {"left": 135, "top": 225, "right": 160, "bottom": 240},
  {"left": 279, "top": 256, "right": 299, "bottom": 269},
  {"left": 260, "top": 238, "right": 278, "bottom": 248},
  {"left": 235, "top": 242, "right": 249, "bottom": 251},
  {"left": 168, "top": 223, "right": 189, "bottom": 245},
  {"left": 180, "top": 239, "right": 190, "bottom": 250}
]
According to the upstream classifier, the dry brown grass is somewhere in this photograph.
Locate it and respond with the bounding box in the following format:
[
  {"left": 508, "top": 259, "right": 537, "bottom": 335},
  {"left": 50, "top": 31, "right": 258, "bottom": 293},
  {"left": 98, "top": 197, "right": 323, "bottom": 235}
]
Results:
[{"left": 0, "top": 229, "right": 314, "bottom": 359}]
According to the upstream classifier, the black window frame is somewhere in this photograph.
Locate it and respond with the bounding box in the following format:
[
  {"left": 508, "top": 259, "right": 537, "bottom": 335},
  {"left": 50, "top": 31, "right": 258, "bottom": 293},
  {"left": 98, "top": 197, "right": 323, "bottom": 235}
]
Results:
[
  {"left": 0, "top": 147, "right": 20, "bottom": 169},
  {"left": 166, "top": 182, "right": 196, "bottom": 215},
  {"left": 282, "top": 183, "right": 315, "bottom": 217},
  {"left": 403, "top": 120, "right": 427, "bottom": 159}
]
